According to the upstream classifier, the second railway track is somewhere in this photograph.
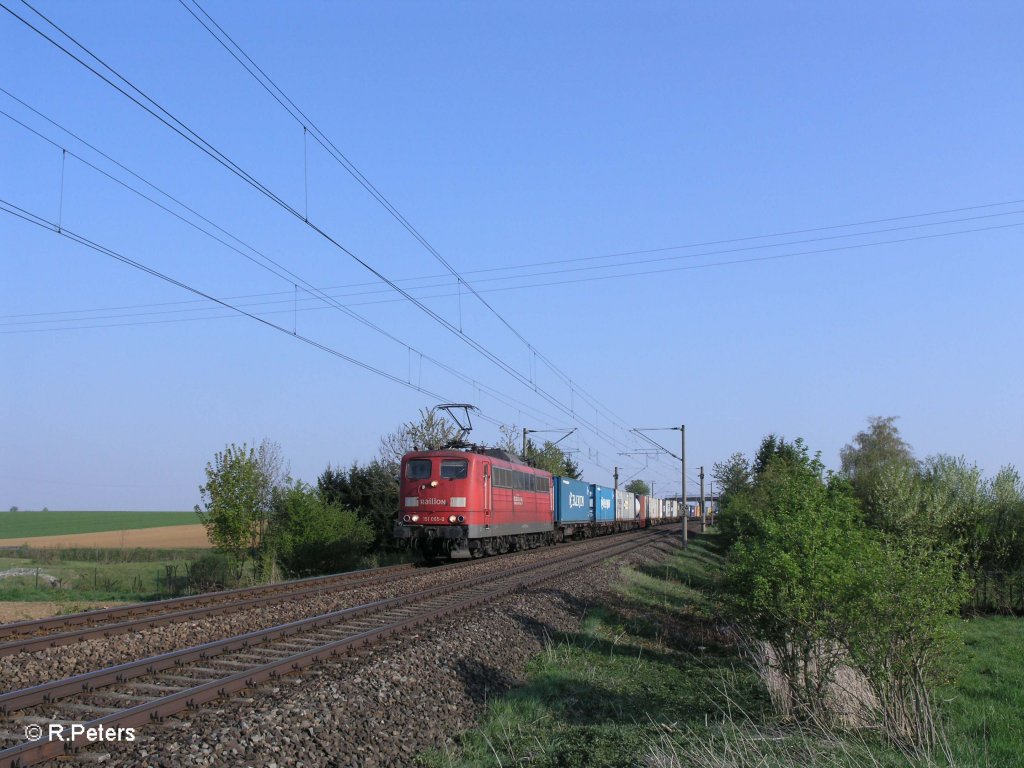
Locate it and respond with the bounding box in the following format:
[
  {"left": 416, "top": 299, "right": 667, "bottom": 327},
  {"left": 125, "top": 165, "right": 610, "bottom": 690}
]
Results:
[{"left": 0, "top": 529, "right": 670, "bottom": 767}]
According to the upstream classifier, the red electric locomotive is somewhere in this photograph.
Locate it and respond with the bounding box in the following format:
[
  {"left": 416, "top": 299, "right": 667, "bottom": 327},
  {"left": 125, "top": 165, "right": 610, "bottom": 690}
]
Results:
[{"left": 392, "top": 448, "right": 556, "bottom": 559}]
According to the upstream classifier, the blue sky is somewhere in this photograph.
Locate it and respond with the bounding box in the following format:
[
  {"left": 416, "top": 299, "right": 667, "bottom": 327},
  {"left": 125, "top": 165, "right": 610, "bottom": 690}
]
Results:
[{"left": 2, "top": 1, "right": 1021, "bottom": 510}]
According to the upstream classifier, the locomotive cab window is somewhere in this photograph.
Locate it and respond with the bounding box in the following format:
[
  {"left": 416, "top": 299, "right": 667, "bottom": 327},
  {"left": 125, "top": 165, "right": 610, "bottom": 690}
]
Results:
[
  {"left": 405, "top": 459, "right": 431, "bottom": 480},
  {"left": 440, "top": 459, "right": 468, "bottom": 479}
]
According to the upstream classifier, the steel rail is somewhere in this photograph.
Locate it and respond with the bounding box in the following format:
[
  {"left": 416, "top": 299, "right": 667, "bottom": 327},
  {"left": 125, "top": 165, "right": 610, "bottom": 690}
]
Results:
[
  {"left": 0, "top": 563, "right": 430, "bottom": 657},
  {"left": 0, "top": 562, "right": 418, "bottom": 641},
  {"left": 0, "top": 530, "right": 669, "bottom": 767}
]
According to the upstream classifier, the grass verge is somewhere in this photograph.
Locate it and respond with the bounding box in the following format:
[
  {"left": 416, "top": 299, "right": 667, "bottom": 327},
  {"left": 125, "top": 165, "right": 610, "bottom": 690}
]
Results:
[{"left": 419, "top": 532, "right": 1024, "bottom": 767}]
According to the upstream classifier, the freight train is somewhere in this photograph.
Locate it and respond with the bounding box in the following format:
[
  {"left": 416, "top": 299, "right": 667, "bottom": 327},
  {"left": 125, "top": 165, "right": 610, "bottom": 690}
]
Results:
[{"left": 392, "top": 446, "right": 683, "bottom": 559}]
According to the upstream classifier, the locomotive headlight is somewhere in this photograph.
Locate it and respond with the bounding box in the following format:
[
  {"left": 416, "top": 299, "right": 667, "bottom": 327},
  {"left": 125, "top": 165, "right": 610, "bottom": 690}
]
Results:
[
  {"left": 430, "top": 480, "right": 439, "bottom": 488},
  {"left": 457, "top": 515, "right": 465, "bottom": 523},
  {"left": 448, "top": 515, "right": 457, "bottom": 523},
  {"left": 403, "top": 515, "right": 410, "bottom": 522},
  {"left": 411, "top": 514, "right": 420, "bottom": 523}
]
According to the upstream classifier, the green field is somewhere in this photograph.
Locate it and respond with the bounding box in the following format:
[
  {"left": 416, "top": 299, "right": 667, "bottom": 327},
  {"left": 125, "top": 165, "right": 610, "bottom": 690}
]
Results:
[{"left": 0, "top": 511, "right": 198, "bottom": 539}]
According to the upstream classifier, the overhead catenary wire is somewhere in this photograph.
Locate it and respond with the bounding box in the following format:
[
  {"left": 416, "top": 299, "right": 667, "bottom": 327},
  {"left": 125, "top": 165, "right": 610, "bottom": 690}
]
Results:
[
  {"left": 3, "top": 0, "right": 641, "bottom": 459},
  {"left": 175, "top": 0, "right": 645, "bottom": 445},
  {"left": 0, "top": 102, "right": 590, "bottom": 439}
]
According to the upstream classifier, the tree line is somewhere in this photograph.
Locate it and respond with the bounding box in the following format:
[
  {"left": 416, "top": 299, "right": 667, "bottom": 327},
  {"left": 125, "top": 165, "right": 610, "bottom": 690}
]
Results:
[
  {"left": 712, "top": 417, "right": 1023, "bottom": 752},
  {"left": 193, "top": 410, "right": 581, "bottom": 582}
]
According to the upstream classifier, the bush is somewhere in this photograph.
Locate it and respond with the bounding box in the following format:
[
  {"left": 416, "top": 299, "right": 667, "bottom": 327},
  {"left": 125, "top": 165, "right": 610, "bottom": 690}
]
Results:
[
  {"left": 184, "top": 552, "right": 235, "bottom": 592},
  {"left": 269, "top": 482, "right": 373, "bottom": 577},
  {"left": 724, "top": 440, "right": 866, "bottom": 719},
  {"left": 723, "top": 435, "right": 968, "bottom": 750}
]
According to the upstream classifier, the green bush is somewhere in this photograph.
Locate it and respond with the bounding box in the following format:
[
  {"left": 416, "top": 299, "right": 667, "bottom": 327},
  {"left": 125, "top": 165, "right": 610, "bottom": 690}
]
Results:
[
  {"left": 269, "top": 481, "right": 373, "bottom": 577},
  {"left": 184, "top": 552, "right": 235, "bottom": 592},
  {"left": 723, "top": 435, "right": 968, "bottom": 750},
  {"left": 724, "top": 439, "right": 866, "bottom": 718}
]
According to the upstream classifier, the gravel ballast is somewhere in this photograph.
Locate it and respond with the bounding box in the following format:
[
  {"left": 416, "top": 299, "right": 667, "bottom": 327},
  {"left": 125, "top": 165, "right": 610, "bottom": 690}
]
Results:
[{"left": 67, "top": 535, "right": 682, "bottom": 768}]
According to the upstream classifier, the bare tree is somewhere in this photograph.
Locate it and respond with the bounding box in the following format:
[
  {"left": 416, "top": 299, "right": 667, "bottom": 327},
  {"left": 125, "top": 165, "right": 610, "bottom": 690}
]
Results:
[{"left": 378, "top": 408, "right": 459, "bottom": 470}]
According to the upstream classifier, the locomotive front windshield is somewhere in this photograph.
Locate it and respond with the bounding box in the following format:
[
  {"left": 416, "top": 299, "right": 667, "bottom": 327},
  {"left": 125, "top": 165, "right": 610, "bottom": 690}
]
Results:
[
  {"left": 440, "top": 459, "right": 468, "bottom": 479},
  {"left": 406, "top": 459, "right": 431, "bottom": 480}
]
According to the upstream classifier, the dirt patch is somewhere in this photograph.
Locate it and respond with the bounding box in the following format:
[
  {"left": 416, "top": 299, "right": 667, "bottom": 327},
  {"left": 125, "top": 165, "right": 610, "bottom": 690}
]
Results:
[
  {"left": 0, "top": 524, "right": 211, "bottom": 549},
  {"left": 0, "top": 600, "right": 131, "bottom": 623}
]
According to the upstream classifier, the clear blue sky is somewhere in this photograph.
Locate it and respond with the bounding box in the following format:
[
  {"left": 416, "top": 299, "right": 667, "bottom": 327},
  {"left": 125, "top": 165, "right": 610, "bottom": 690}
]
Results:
[{"left": 2, "top": 1, "right": 1021, "bottom": 510}]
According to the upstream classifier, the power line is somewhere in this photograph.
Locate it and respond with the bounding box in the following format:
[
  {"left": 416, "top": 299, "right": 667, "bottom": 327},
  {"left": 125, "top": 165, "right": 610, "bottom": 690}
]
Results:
[
  {"left": 175, "top": 0, "right": 644, "bottom": 446},
  {"left": 6, "top": 216, "right": 1021, "bottom": 331},
  {"left": 4, "top": 0, "right": 640, "bottom": 457}
]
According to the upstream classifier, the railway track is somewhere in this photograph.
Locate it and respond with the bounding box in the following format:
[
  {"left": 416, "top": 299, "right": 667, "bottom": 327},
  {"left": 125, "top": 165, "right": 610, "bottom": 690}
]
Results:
[
  {"left": 0, "top": 531, "right": 655, "bottom": 660},
  {"left": 0, "top": 529, "right": 665, "bottom": 767},
  {"left": 0, "top": 562, "right": 421, "bottom": 657}
]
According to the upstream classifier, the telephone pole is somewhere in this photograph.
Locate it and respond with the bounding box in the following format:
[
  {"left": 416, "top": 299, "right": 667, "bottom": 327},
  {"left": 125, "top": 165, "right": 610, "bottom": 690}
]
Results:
[
  {"left": 699, "top": 466, "right": 706, "bottom": 533},
  {"left": 630, "top": 424, "right": 686, "bottom": 547},
  {"left": 681, "top": 425, "right": 687, "bottom": 547}
]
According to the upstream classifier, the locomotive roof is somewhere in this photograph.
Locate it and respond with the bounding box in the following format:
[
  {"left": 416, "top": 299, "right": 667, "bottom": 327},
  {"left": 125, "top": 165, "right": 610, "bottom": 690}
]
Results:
[{"left": 403, "top": 446, "right": 537, "bottom": 468}]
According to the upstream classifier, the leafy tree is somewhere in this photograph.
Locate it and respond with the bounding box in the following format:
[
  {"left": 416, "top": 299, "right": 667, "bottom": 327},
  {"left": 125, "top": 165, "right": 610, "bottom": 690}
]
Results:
[
  {"left": 6, "top": 506, "right": 15, "bottom": 513},
  {"left": 624, "top": 479, "right": 650, "bottom": 495},
  {"left": 559, "top": 452, "right": 582, "bottom": 479},
  {"left": 840, "top": 416, "right": 917, "bottom": 516},
  {"left": 712, "top": 452, "right": 752, "bottom": 506},
  {"left": 268, "top": 481, "right": 373, "bottom": 577},
  {"left": 981, "top": 466, "right": 1024, "bottom": 574},
  {"left": 195, "top": 440, "right": 282, "bottom": 579},
  {"left": 318, "top": 460, "right": 399, "bottom": 550},
  {"left": 378, "top": 408, "right": 458, "bottom": 471},
  {"left": 752, "top": 433, "right": 803, "bottom": 478},
  {"left": 524, "top": 438, "right": 580, "bottom": 478}
]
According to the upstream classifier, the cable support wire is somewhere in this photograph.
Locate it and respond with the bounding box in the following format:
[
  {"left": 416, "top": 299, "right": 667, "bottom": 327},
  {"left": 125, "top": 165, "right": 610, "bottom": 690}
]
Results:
[
  {"left": 0, "top": 101, "right": 579, "bottom": 438},
  {"left": 0, "top": 111, "right": 631, "bottom": 464},
  {"left": 174, "top": 0, "right": 642, "bottom": 447},
  {"left": 174, "top": 0, "right": 1024, "bottom": 451},
  {"left": 3, "top": 0, "right": 639, "bottom": 459}
]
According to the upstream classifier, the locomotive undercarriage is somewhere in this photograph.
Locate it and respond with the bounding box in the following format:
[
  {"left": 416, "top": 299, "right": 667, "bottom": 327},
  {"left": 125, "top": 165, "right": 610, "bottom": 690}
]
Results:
[{"left": 393, "top": 522, "right": 556, "bottom": 560}]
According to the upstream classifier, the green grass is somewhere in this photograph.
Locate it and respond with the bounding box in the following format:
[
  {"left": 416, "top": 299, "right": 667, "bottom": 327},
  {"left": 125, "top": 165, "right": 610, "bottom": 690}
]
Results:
[
  {"left": 0, "top": 549, "right": 215, "bottom": 602},
  {"left": 941, "top": 617, "right": 1024, "bottom": 768},
  {"left": 0, "top": 511, "right": 198, "bottom": 539},
  {"left": 420, "top": 533, "right": 1024, "bottom": 768}
]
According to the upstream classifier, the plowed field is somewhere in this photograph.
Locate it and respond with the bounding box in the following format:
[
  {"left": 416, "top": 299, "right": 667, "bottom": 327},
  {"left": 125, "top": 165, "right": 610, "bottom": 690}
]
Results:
[{"left": 0, "top": 524, "right": 211, "bottom": 549}]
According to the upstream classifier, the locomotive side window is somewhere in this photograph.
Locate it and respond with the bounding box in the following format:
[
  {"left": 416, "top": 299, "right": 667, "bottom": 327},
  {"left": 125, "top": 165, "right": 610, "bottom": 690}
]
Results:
[
  {"left": 513, "top": 471, "right": 527, "bottom": 491},
  {"left": 406, "top": 459, "right": 431, "bottom": 480},
  {"left": 494, "top": 468, "right": 511, "bottom": 488},
  {"left": 536, "top": 476, "right": 549, "bottom": 493},
  {"left": 440, "top": 459, "right": 468, "bottom": 479}
]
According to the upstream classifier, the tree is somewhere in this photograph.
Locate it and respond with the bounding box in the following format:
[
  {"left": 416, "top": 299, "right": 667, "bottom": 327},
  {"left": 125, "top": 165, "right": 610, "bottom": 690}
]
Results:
[
  {"left": 752, "top": 433, "right": 803, "bottom": 477},
  {"left": 523, "top": 438, "right": 580, "bottom": 477},
  {"left": 378, "top": 408, "right": 459, "bottom": 471},
  {"left": 6, "top": 506, "right": 15, "bottom": 513},
  {"left": 712, "top": 452, "right": 752, "bottom": 506},
  {"left": 840, "top": 416, "right": 917, "bottom": 516},
  {"left": 624, "top": 479, "right": 650, "bottom": 495},
  {"left": 496, "top": 423, "right": 521, "bottom": 455},
  {"left": 318, "top": 460, "right": 399, "bottom": 551},
  {"left": 268, "top": 481, "right": 373, "bottom": 577},
  {"left": 195, "top": 440, "right": 282, "bottom": 579}
]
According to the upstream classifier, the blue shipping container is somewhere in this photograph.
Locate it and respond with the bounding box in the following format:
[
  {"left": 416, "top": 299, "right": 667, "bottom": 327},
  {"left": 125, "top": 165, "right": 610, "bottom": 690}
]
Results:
[
  {"left": 592, "top": 484, "right": 615, "bottom": 523},
  {"left": 554, "top": 477, "right": 593, "bottom": 523}
]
